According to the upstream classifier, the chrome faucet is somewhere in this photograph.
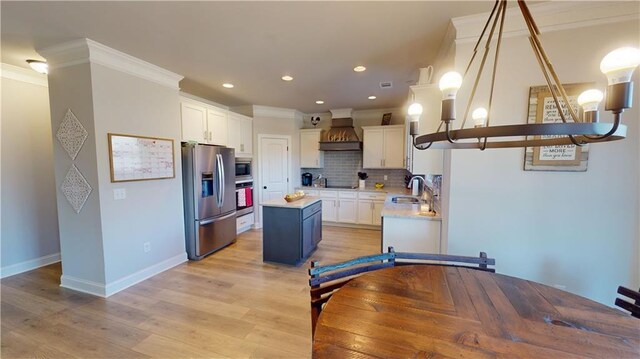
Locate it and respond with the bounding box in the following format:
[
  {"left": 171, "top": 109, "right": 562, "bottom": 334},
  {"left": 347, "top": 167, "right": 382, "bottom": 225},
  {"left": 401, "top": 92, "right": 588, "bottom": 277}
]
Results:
[{"left": 407, "top": 175, "right": 435, "bottom": 212}]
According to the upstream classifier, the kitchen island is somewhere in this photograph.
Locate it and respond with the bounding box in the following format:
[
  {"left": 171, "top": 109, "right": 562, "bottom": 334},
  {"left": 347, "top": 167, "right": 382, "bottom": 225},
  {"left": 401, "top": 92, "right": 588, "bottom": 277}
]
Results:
[{"left": 261, "top": 196, "right": 322, "bottom": 265}]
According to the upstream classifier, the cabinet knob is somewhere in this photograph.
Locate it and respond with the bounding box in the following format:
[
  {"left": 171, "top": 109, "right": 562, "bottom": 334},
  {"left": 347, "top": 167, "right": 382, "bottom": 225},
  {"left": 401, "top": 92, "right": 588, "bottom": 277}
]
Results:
[{"left": 263, "top": 186, "right": 267, "bottom": 189}]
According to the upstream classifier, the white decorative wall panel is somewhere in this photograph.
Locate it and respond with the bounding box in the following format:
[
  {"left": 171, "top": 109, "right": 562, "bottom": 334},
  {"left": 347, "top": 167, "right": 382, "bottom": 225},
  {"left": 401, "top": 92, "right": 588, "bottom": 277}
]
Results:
[
  {"left": 61, "top": 164, "right": 92, "bottom": 213},
  {"left": 56, "top": 109, "right": 88, "bottom": 160}
]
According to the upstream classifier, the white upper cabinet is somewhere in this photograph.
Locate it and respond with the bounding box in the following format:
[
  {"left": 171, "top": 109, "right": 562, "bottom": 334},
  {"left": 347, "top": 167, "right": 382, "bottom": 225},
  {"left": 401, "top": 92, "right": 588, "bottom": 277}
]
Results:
[
  {"left": 181, "top": 101, "right": 207, "bottom": 143},
  {"left": 300, "top": 129, "right": 324, "bottom": 168},
  {"left": 362, "top": 125, "right": 406, "bottom": 169},
  {"left": 207, "top": 108, "right": 228, "bottom": 146},
  {"left": 180, "top": 97, "right": 229, "bottom": 146},
  {"left": 228, "top": 112, "right": 253, "bottom": 157}
]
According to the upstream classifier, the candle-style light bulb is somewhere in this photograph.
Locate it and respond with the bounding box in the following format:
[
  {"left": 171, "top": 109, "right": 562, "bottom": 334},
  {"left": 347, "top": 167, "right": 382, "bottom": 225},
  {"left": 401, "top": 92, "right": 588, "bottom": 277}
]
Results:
[
  {"left": 600, "top": 47, "right": 640, "bottom": 85},
  {"left": 472, "top": 107, "right": 488, "bottom": 127},
  {"left": 600, "top": 47, "right": 640, "bottom": 113},
  {"left": 578, "top": 89, "right": 603, "bottom": 122},
  {"left": 439, "top": 71, "right": 462, "bottom": 123},
  {"left": 408, "top": 102, "right": 423, "bottom": 135},
  {"left": 438, "top": 71, "right": 463, "bottom": 100}
]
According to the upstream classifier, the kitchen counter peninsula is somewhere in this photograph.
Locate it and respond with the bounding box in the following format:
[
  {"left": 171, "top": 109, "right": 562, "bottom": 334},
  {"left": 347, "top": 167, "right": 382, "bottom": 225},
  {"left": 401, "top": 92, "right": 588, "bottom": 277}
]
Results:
[{"left": 261, "top": 196, "right": 322, "bottom": 265}]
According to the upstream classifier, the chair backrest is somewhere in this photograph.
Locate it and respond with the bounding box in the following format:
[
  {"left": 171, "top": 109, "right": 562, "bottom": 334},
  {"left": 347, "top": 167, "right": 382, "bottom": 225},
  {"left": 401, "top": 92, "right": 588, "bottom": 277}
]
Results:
[
  {"left": 308, "top": 248, "right": 496, "bottom": 336},
  {"left": 393, "top": 248, "right": 496, "bottom": 272},
  {"left": 308, "top": 251, "right": 395, "bottom": 337},
  {"left": 615, "top": 286, "right": 640, "bottom": 319}
]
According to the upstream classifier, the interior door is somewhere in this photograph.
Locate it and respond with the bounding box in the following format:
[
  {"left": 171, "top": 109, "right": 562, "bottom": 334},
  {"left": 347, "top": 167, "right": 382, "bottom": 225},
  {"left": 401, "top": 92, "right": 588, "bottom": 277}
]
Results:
[{"left": 260, "top": 137, "right": 289, "bottom": 203}]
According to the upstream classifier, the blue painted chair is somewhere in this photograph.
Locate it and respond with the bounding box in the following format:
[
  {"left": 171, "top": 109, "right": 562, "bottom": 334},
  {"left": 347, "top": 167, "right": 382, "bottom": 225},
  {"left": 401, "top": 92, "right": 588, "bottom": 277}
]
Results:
[{"left": 308, "top": 247, "right": 495, "bottom": 336}]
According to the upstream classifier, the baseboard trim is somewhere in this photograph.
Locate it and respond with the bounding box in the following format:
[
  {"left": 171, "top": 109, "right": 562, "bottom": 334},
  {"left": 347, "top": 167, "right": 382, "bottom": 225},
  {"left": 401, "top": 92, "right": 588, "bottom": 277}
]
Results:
[
  {"left": 1, "top": 253, "right": 61, "bottom": 278},
  {"left": 103, "top": 252, "right": 187, "bottom": 297},
  {"left": 60, "top": 274, "right": 107, "bottom": 297},
  {"left": 60, "top": 252, "right": 188, "bottom": 297}
]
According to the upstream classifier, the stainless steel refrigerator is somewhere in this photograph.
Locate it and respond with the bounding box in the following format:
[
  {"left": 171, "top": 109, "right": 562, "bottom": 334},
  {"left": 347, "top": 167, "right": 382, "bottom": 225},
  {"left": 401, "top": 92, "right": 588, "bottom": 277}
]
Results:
[{"left": 182, "top": 144, "right": 237, "bottom": 260}]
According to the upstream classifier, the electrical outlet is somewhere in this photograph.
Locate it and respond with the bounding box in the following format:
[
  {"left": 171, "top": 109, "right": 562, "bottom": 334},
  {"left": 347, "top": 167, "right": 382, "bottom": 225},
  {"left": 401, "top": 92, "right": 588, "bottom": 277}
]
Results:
[
  {"left": 143, "top": 242, "right": 151, "bottom": 253},
  {"left": 383, "top": 175, "right": 388, "bottom": 181},
  {"left": 113, "top": 188, "right": 127, "bottom": 200}
]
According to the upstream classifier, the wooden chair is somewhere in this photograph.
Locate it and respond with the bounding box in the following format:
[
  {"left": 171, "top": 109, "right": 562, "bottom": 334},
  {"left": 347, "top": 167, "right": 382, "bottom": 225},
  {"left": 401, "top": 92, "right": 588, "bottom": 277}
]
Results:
[
  {"left": 393, "top": 249, "right": 496, "bottom": 272},
  {"left": 615, "top": 286, "right": 640, "bottom": 319},
  {"left": 308, "top": 251, "right": 395, "bottom": 337},
  {"left": 308, "top": 247, "right": 496, "bottom": 336}
]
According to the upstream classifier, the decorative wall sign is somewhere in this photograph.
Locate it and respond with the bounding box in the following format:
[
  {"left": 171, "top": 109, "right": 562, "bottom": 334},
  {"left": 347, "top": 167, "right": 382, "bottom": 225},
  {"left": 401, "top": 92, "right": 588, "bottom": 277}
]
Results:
[
  {"left": 108, "top": 133, "right": 175, "bottom": 182},
  {"left": 381, "top": 113, "right": 392, "bottom": 126},
  {"left": 61, "top": 164, "right": 92, "bottom": 213},
  {"left": 524, "top": 83, "right": 592, "bottom": 172},
  {"left": 56, "top": 109, "right": 88, "bottom": 160}
]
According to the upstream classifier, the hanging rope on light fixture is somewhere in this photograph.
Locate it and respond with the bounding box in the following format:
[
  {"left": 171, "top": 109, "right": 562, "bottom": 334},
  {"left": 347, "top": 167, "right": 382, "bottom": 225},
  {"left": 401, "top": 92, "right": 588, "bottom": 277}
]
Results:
[{"left": 409, "top": 0, "right": 638, "bottom": 150}]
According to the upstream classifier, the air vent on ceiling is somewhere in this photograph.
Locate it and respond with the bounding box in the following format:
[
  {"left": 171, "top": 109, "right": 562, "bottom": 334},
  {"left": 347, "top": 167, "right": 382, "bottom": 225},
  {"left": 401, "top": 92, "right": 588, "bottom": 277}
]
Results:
[{"left": 379, "top": 81, "right": 393, "bottom": 89}]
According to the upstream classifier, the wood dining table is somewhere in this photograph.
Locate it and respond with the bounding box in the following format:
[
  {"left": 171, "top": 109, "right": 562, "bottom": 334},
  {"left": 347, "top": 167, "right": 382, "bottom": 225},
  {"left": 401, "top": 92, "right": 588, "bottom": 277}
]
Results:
[{"left": 312, "top": 265, "right": 640, "bottom": 358}]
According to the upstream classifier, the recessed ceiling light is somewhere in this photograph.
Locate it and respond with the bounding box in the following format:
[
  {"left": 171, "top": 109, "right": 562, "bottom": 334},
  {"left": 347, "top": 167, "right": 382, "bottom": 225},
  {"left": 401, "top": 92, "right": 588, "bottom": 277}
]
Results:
[
  {"left": 315, "top": 100, "right": 324, "bottom": 105},
  {"left": 281, "top": 75, "right": 293, "bottom": 81},
  {"left": 353, "top": 65, "right": 366, "bottom": 72},
  {"left": 222, "top": 83, "right": 234, "bottom": 88},
  {"left": 368, "top": 95, "right": 377, "bottom": 100},
  {"left": 26, "top": 59, "right": 48, "bottom": 74}
]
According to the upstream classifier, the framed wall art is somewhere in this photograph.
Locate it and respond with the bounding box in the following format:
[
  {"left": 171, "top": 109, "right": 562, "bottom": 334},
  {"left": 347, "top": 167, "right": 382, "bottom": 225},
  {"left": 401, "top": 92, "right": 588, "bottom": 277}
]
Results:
[
  {"left": 108, "top": 133, "right": 175, "bottom": 182},
  {"left": 523, "top": 83, "right": 594, "bottom": 172}
]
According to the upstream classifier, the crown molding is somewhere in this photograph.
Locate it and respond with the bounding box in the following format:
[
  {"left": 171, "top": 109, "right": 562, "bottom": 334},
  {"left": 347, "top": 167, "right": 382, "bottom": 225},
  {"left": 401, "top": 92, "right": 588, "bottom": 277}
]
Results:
[
  {"left": 37, "top": 38, "right": 183, "bottom": 90},
  {"left": 180, "top": 92, "right": 229, "bottom": 110},
  {"left": 452, "top": 1, "right": 640, "bottom": 44},
  {"left": 1, "top": 63, "right": 48, "bottom": 87},
  {"left": 252, "top": 105, "right": 304, "bottom": 120}
]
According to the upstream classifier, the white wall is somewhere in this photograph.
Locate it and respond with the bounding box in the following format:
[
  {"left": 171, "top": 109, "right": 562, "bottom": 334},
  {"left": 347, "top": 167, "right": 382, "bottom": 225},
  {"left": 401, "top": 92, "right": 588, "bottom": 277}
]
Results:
[
  {"left": 446, "top": 19, "right": 639, "bottom": 305},
  {"left": 41, "top": 39, "right": 186, "bottom": 296},
  {"left": 90, "top": 63, "right": 186, "bottom": 285},
  {"left": 1, "top": 66, "right": 61, "bottom": 276}
]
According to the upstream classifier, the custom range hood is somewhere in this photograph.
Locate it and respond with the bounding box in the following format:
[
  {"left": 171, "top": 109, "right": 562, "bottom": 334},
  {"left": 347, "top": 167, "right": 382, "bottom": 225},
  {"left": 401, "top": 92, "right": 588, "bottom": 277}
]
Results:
[{"left": 319, "top": 108, "right": 363, "bottom": 151}]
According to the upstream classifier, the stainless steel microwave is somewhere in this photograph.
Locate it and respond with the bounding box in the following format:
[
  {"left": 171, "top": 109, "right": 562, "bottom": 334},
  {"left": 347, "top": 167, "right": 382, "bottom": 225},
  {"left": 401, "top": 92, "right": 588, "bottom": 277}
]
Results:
[{"left": 235, "top": 158, "right": 252, "bottom": 181}]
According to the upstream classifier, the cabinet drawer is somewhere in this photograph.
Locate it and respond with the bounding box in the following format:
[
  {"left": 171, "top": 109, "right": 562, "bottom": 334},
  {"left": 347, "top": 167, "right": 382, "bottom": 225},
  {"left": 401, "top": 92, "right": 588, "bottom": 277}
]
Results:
[
  {"left": 302, "top": 201, "right": 322, "bottom": 219},
  {"left": 237, "top": 213, "right": 254, "bottom": 228},
  {"left": 319, "top": 191, "right": 338, "bottom": 198},
  {"left": 338, "top": 191, "right": 357, "bottom": 199},
  {"left": 359, "top": 192, "right": 387, "bottom": 201}
]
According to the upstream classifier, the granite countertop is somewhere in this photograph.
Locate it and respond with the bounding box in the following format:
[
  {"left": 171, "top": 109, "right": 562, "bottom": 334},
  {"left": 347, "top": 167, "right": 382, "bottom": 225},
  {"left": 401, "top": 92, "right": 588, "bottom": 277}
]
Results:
[
  {"left": 261, "top": 196, "right": 321, "bottom": 209},
  {"left": 296, "top": 186, "right": 409, "bottom": 194},
  {"left": 380, "top": 193, "right": 442, "bottom": 221}
]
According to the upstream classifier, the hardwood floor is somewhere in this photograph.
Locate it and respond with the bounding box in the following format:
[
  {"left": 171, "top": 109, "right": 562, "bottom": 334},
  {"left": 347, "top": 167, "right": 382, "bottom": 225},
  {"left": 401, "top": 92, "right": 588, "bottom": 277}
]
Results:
[{"left": 1, "top": 226, "right": 380, "bottom": 358}]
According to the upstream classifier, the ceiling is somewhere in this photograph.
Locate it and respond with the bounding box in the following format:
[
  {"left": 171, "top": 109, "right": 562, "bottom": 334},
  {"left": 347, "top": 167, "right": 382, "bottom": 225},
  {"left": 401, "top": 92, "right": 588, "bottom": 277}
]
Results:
[{"left": 2, "top": 1, "right": 496, "bottom": 113}]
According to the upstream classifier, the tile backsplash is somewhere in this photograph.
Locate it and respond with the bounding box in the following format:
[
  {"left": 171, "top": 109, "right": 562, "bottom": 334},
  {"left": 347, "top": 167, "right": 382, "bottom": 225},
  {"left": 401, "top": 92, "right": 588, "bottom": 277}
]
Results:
[{"left": 301, "top": 151, "right": 410, "bottom": 188}]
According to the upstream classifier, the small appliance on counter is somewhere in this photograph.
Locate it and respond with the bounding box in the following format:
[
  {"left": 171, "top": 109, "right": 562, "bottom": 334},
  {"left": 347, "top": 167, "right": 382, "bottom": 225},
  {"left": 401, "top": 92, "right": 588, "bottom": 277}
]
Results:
[{"left": 302, "top": 172, "right": 313, "bottom": 187}]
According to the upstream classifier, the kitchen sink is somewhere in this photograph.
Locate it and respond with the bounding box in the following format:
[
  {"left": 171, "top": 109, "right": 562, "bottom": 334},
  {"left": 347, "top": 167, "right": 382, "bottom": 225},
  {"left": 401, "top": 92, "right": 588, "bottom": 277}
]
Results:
[{"left": 391, "top": 196, "right": 420, "bottom": 204}]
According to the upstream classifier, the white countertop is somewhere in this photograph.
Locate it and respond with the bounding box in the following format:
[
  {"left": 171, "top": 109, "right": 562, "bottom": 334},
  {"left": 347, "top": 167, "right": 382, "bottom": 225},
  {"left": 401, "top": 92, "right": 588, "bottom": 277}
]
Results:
[
  {"left": 380, "top": 194, "right": 441, "bottom": 221},
  {"left": 261, "top": 196, "right": 322, "bottom": 209},
  {"left": 296, "top": 186, "right": 408, "bottom": 194}
]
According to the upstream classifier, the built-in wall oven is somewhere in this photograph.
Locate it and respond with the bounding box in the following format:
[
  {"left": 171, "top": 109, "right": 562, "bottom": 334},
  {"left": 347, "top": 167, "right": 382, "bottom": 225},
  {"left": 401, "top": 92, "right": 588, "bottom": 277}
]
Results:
[
  {"left": 235, "top": 180, "right": 254, "bottom": 217},
  {"left": 235, "top": 158, "right": 254, "bottom": 217}
]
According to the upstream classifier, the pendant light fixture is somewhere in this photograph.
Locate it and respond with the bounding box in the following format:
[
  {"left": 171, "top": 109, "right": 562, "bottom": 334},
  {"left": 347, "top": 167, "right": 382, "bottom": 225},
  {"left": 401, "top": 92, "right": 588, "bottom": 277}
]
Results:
[{"left": 410, "top": 0, "right": 639, "bottom": 150}]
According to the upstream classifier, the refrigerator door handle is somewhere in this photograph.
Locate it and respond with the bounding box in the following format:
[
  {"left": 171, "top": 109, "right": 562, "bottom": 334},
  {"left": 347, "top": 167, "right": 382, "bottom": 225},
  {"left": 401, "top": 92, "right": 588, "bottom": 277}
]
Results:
[
  {"left": 219, "top": 154, "right": 225, "bottom": 208},
  {"left": 216, "top": 154, "right": 223, "bottom": 208},
  {"left": 199, "top": 211, "right": 236, "bottom": 225}
]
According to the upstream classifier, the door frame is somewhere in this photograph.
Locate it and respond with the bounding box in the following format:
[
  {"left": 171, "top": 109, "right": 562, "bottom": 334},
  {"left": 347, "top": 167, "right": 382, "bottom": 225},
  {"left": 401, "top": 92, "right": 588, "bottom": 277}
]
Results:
[{"left": 256, "top": 134, "right": 292, "bottom": 228}]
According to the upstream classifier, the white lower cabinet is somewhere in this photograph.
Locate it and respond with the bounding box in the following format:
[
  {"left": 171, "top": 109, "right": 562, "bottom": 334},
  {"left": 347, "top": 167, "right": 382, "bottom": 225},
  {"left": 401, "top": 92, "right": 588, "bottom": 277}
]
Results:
[
  {"left": 237, "top": 213, "right": 254, "bottom": 234},
  {"left": 337, "top": 199, "right": 357, "bottom": 223},
  {"left": 321, "top": 199, "right": 337, "bottom": 222}
]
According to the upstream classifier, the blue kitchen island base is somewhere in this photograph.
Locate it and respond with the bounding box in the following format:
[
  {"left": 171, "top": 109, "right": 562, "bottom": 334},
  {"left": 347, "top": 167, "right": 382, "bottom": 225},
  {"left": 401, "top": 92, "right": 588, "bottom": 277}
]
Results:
[{"left": 261, "top": 197, "right": 322, "bottom": 266}]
